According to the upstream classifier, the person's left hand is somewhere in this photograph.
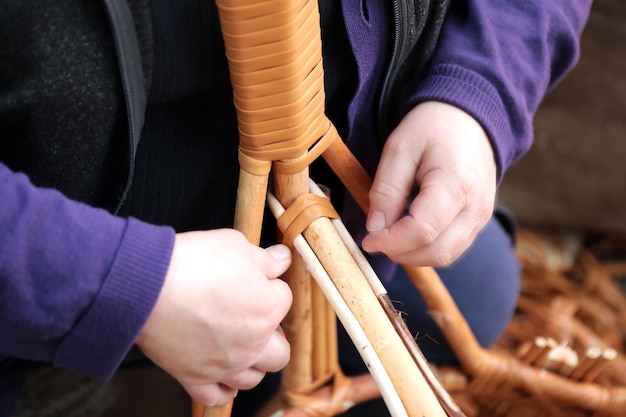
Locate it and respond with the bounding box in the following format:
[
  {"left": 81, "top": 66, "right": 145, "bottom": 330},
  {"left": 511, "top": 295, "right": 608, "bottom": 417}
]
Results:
[{"left": 361, "top": 101, "right": 497, "bottom": 266}]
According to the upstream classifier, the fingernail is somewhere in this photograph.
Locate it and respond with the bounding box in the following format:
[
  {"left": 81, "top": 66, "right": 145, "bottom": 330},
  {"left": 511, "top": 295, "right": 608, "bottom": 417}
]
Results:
[
  {"left": 361, "top": 236, "right": 376, "bottom": 253},
  {"left": 366, "top": 210, "right": 385, "bottom": 232},
  {"left": 268, "top": 245, "right": 292, "bottom": 262}
]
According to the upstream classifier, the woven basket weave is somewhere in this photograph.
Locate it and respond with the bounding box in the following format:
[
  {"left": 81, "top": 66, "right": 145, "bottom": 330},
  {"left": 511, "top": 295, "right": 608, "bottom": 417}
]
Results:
[{"left": 436, "top": 229, "right": 626, "bottom": 417}]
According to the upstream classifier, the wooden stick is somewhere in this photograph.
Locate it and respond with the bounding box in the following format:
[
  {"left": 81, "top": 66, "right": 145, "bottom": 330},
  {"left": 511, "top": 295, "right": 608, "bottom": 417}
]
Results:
[
  {"left": 267, "top": 191, "right": 408, "bottom": 417},
  {"left": 233, "top": 169, "right": 269, "bottom": 243},
  {"left": 305, "top": 219, "right": 445, "bottom": 416},
  {"left": 201, "top": 171, "right": 269, "bottom": 417},
  {"left": 311, "top": 281, "right": 339, "bottom": 380},
  {"left": 403, "top": 266, "right": 485, "bottom": 377},
  {"left": 281, "top": 249, "right": 315, "bottom": 390},
  {"left": 274, "top": 166, "right": 320, "bottom": 392},
  {"left": 269, "top": 194, "right": 447, "bottom": 416},
  {"left": 308, "top": 181, "right": 464, "bottom": 417},
  {"left": 255, "top": 373, "right": 382, "bottom": 417},
  {"left": 202, "top": 401, "right": 232, "bottom": 417},
  {"left": 569, "top": 347, "right": 602, "bottom": 381},
  {"left": 581, "top": 348, "right": 617, "bottom": 383}
]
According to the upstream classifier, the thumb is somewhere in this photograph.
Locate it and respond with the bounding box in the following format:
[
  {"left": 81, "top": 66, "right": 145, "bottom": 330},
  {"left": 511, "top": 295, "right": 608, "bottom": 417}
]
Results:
[
  {"left": 366, "top": 145, "right": 417, "bottom": 233},
  {"left": 258, "top": 244, "right": 292, "bottom": 279},
  {"left": 184, "top": 382, "right": 238, "bottom": 408}
]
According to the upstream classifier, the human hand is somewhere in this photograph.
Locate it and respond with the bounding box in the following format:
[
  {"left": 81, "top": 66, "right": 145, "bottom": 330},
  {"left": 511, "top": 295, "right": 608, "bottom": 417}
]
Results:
[
  {"left": 135, "top": 229, "right": 293, "bottom": 407},
  {"left": 361, "top": 101, "right": 497, "bottom": 266}
]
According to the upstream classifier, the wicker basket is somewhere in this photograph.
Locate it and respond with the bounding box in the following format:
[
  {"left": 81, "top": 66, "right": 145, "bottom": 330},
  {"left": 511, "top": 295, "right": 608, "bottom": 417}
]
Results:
[{"left": 435, "top": 229, "right": 626, "bottom": 417}]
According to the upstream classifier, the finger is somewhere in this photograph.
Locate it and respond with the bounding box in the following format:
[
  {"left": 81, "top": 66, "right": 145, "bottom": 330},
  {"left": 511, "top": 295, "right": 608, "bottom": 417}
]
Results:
[
  {"left": 362, "top": 172, "right": 465, "bottom": 256},
  {"left": 185, "top": 382, "right": 238, "bottom": 408},
  {"left": 267, "top": 278, "right": 293, "bottom": 320},
  {"left": 220, "top": 367, "right": 268, "bottom": 391},
  {"left": 390, "top": 211, "right": 484, "bottom": 267},
  {"left": 252, "top": 327, "right": 291, "bottom": 372},
  {"left": 254, "top": 244, "right": 292, "bottom": 279},
  {"left": 366, "top": 136, "right": 419, "bottom": 232}
]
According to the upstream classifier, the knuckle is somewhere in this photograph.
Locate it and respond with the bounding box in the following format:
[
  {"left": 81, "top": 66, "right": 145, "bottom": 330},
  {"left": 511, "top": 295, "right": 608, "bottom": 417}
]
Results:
[
  {"left": 237, "top": 372, "right": 265, "bottom": 390},
  {"left": 432, "top": 250, "right": 454, "bottom": 267},
  {"left": 466, "top": 198, "right": 494, "bottom": 229},
  {"left": 457, "top": 174, "right": 474, "bottom": 195},
  {"left": 254, "top": 300, "right": 280, "bottom": 326},
  {"left": 276, "top": 348, "right": 291, "bottom": 370},
  {"left": 259, "top": 302, "right": 280, "bottom": 325},
  {"left": 225, "top": 338, "right": 263, "bottom": 369},
  {"left": 370, "top": 183, "right": 396, "bottom": 202},
  {"left": 230, "top": 347, "right": 258, "bottom": 370},
  {"left": 272, "top": 280, "right": 293, "bottom": 311},
  {"left": 448, "top": 177, "right": 471, "bottom": 208},
  {"left": 416, "top": 220, "right": 439, "bottom": 245},
  {"left": 478, "top": 201, "right": 495, "bottom": 223},
  {"left": 223, "top": 350, "right": 241, "bottom": 370},
  {"left": 370, "top": 180, "right": 409, "bottom": 205}
]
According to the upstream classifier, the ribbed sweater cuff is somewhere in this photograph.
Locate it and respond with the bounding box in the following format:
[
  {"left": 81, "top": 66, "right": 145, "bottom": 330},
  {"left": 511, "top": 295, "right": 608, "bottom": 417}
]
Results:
[
  {"left": 54, "top": 218, "right": 175, "bottom": 381},
  {"left": 409, "top": 63, "right": 514, "bottom": 184}
]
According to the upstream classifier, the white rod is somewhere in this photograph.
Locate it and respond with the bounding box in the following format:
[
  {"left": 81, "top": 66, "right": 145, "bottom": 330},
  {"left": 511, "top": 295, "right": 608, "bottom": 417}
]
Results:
[
  {"left": 308, "top": 180, "right": 388, "bottom": 296},
  {"left": 266, "top": 191, "right": 408, "bottom": 417}
]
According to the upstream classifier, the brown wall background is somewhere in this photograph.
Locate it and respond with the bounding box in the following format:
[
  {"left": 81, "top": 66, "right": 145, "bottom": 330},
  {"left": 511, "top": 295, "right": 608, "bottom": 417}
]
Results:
[{"left": 498, "top": 0, "right": 626, "bottom": 236}]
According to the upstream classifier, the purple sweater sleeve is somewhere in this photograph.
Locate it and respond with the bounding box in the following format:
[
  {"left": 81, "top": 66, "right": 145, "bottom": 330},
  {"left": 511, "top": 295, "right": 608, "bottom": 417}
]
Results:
[
  {"left": 0, "top": 163, "right": 175, "bottom": 381},
  {"left": 411, "top": 0, "right": 593, "bottom": 181}
]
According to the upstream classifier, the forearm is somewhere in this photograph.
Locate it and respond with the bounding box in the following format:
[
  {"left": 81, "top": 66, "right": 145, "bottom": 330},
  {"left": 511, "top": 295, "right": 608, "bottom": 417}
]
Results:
[
  {"left": 410, "top": 0, "right": 593, "bottom": 181},
  {"left": 0, "top": 163, "right": 175, "bottom": 381}
]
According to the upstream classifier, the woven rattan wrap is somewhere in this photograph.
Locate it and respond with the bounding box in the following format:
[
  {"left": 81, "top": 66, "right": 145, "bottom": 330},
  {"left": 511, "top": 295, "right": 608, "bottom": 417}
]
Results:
[
  {"left": 216, "top": 0, "right": 339, "bottom": 176},
  {"left": 436, "top": 229, "right": 626, "bottom": 417}
]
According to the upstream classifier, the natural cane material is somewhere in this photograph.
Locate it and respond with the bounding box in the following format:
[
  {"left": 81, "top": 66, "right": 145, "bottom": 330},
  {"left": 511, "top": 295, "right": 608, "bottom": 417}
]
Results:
[
  {"left": 433, "top": 230, "right": 626, "bottom": 417},
  {"left": 206, "top": 0, "right": 453, "bottom": 416}
]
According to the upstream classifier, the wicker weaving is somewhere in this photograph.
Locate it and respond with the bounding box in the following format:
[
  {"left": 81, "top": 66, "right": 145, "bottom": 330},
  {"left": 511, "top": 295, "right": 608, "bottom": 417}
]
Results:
[
  {"left": 0, "top": 0, "right": 603, "bottom": 416},
  {"left": 435, "top": 229, "right": 626, "bottom": 417},
  {"left": 198, "top": 1, "right": 615, "bottom": 416},
  {"left": 201, "top": 0, "right": 451, "bottom": 415}
]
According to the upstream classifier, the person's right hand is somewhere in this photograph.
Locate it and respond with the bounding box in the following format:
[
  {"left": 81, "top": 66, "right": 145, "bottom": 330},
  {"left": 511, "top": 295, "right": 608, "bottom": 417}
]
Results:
[{"left": 135, "top": 229, "right": 293, "bottom": 407}]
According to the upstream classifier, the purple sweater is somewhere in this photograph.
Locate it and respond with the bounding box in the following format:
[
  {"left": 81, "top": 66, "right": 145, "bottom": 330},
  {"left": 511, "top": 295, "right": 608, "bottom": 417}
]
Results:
[{"left": 0, "top": 0, "right": 592, "bottom": 381}]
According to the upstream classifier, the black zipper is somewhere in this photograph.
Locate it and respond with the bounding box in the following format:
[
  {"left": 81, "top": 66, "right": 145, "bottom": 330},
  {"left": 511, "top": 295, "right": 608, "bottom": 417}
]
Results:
[
  {"left": 377, "top": 0, "right": 412, "bottom": 141},
  {"left": 102, "top": 0, "right": 147, "bottom": 214}
]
